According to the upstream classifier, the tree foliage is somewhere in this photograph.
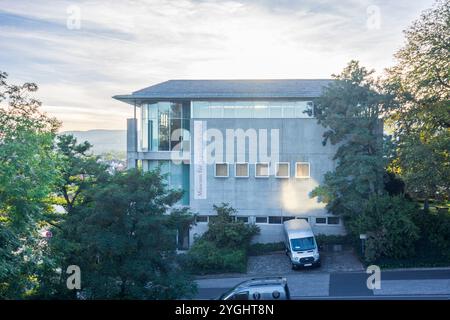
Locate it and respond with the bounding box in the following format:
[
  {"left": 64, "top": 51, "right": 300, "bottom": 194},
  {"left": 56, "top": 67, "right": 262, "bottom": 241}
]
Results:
[
  {"left": 0, "top": 71, "right": 60, "bottom": 298},
  {"left": 385, "top": 0, "right": 450, "bottom": 205},
  {"left": 309, "top": 60, "right": 392, "bottom": 218},
  {"left": 308, "top": 61, "right": 423, "bottom": 262},
  {"left": 45, "top": 169, "right": 196, "bottom": 299},
  {"left": 54, "top": 134, "right": 108, "bottom": 214},
  {"left": 348, "top": 195, "right": 419, "bottom": 262}
]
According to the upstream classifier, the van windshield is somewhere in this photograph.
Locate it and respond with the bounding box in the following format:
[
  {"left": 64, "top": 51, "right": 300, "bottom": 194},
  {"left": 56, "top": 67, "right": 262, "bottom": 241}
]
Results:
[{"left": 290, "top": 237, "right": 316, "bottom": 251}]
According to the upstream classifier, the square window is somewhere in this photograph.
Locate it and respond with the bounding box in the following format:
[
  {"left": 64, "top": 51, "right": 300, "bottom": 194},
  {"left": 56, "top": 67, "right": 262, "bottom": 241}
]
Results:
[
  {"left": 315, "top": 217, "right": 327, "bottom": 224},
  {"left": 215, "top": 163, "right": 228, "bottom": 177},
  {"left": 268, "top": 216, "right": 282, "bottom": 224},
  {"left": 235, "top": 163, "right": 249, "bottom": 178},
  {"left": 255, "top": 163, "right": 269, "bottom": 178},
  {"left": 295, "top": 162, "right": 310, "bottom": 178},
  {"left": 195, "top": 215, "right": 208, "bottom": 223},
  {"left": 255, "top": 216, "right": 268, "bottom": 224},
  {"left": 327, "top": 217, "right": 340, "bottom": 225},
  {"left": 282, "top": 216, "right": 295, "bottom": 222},
  {"left": 297, "top": 217, "right": 309, "bottom": 222},
  {"left": 275, "top": 162, "right": 290, "bottom": 178}
]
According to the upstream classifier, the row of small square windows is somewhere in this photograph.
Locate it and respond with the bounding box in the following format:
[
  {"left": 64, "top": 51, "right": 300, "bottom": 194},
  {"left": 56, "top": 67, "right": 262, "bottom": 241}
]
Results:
[
  {"left": 195, "top": 215, "right": 341, "bottom": 225},
  {"left": 214, "top": 162, "right": 311, "bottom": 178}
]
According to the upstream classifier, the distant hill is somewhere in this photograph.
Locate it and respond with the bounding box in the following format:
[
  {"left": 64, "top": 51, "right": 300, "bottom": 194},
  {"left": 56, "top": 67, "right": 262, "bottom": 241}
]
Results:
[{"left": 61, "top": 130, "right": 126, "bottom": 155}]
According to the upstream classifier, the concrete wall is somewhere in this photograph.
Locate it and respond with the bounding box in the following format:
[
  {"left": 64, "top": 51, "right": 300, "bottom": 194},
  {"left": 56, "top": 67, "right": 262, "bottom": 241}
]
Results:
[
  {"left": 188, "top": 118, "right": 345, "bottom": 244},
  {"left": 127, "top": 118, "right": 137, "bottom": 169}
]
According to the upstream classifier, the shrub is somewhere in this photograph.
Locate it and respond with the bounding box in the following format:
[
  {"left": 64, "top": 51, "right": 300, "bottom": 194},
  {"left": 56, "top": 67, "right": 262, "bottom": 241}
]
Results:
[
  {"left": 248, "top": 242, "right": 285, "bottom": 256},
  {"left": 412, "top": 209, "right": 450, "bottom": 259},
  {"left": 185, "top": 239, "right": 246, "bottom": 274},
  {"left": 185, "top": 203, "right": 259, "bottom": 274},
  {"left": 315, "top": 234, "right": 351, "bottom": 247},
  {"left": 347, "top": 195, "right": 419, "bottom": 263},
  {"left": 202, "top": 203, "right": 259, "bottom": 249}
]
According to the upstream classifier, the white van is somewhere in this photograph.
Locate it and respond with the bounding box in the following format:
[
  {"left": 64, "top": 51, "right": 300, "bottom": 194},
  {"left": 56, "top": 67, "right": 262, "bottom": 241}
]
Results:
[{"left": 283, "top": 219, "right": 321, "bottom": 269}]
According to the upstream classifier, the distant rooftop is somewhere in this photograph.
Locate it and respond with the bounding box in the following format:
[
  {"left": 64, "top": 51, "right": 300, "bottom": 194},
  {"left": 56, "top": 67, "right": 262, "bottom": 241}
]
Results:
[{"left": 113, "top": 79, "right": 333, "bottom": 103}]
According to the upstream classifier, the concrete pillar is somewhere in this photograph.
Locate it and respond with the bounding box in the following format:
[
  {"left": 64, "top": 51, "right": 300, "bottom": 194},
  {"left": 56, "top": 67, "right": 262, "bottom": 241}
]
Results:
[{"left": 127, "top": 118, "right": 137, "bottom": 169}]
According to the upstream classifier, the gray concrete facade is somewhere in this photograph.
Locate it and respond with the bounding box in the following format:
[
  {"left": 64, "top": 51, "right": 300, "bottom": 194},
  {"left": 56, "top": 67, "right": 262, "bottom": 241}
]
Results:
[{"left": 188, "top": 117, "right": 345, "bottom": 243}]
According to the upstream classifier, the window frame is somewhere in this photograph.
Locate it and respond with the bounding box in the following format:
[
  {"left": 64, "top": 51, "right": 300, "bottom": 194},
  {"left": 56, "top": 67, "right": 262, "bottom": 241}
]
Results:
[
  {"left": 268, "top": 216, "right": 282, "bottom": 224},
  {"left": 235, "top": 162, "right": 249, "bottom": 178},
  {"left": 275, "top": 162, "right": 290, "bottom": 178},
  {"left": 215, "top": 162, "right": 229, "bottom": 178},
  {"left": 255, "top": 216, "right": 268, "bottom": 224},
  {"left": 195, "top": 215, "right": 209, "bottom": 223},
  {"left": 295, "top": 162, "right": 311, "bottom": 179},
  {"left": 315, "top": 217, "right": 327, "bottom": 225},
  {"left": 235, "top": 216, "right": 249, "bottom": 223},
  {"left": 327, "top": 217, "right": 340, "bottom": 225},
  {"left": 255, "top": 162, "right": 270, "bottom": 178}
]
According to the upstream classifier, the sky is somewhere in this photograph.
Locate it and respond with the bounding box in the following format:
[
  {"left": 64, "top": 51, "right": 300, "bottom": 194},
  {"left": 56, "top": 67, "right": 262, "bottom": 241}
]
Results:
[{"left": 0, "top": 0, "right": 436, "bottom": 131}]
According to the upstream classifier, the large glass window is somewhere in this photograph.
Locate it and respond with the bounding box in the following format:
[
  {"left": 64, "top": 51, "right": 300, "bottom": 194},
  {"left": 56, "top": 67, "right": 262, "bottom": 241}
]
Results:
[
  {"left": 141, "top": 102, "right": 190, "bottom": 152},
  {"left": 158, "top": 106, "right": 170, "bottom": 151},
  {"left": 192, "top": 101, "right": 313, "bottom": 119},
  {"left": 146, "top": 160, "right": 189, "bottom": 205},
  {"left": 170, "top": 118, "right": 182, "bottom": 149}
]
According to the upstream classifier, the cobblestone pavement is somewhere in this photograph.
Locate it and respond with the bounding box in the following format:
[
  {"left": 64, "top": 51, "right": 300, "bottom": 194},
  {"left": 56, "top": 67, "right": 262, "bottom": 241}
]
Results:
[{"left": 247, "top": 246, "right": 364, "bottom": 276}]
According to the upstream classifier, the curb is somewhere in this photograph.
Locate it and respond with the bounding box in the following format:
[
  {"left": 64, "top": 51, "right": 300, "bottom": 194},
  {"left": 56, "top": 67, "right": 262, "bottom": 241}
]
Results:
[{"left": 380, "top": 266, "right": 450, "bottom": 272}]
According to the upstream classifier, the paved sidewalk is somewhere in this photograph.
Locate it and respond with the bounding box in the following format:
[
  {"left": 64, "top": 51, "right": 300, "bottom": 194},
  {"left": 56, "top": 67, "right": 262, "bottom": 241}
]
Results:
[{"left": 195, "top": 269, "right": 450, "bottom": 299}]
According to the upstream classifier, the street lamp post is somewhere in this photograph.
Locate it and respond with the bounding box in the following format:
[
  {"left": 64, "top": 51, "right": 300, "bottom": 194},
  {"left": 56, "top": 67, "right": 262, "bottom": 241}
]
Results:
[{"left": 359, "top": 234, "right": 367, "bottom": 257}]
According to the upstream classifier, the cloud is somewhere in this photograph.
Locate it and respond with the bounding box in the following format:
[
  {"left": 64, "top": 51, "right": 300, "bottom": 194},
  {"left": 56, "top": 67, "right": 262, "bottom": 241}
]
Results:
[{"left": 0, "top": 0, "right": 436, "bottom": 130}]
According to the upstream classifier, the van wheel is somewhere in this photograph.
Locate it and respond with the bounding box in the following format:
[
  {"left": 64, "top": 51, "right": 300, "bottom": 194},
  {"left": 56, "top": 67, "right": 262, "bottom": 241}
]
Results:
[{"left": 291, "top": 264, "right": 297, "bottom": 270}]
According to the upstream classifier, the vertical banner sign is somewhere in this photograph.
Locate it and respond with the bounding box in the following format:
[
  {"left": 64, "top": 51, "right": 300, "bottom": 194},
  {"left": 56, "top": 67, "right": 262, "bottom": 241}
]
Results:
[{"left": 194, "top": 120, "right": 207, "bottom": 199}]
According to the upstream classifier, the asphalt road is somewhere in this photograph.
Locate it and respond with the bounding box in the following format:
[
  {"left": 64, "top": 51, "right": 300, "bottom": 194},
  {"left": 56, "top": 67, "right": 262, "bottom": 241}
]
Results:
[{"left": 195, "top": 269, "right": 450, "bottom": 300}]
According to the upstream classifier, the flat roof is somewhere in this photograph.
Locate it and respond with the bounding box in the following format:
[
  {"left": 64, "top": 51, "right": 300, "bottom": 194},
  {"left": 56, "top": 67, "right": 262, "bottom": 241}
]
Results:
[{"left": 113, "top": 79, "right": 333, "bottom": 104}]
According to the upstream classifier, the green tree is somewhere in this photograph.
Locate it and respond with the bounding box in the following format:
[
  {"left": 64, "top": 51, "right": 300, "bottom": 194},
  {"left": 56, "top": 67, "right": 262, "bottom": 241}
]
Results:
[
  {"left": 50, "top": 169, "right": 195, "bottom": 299},
  {"left": 0, "top": 71, "right": 60, "bottom": 298},
  {"left": 308, "top": 62, "right": 422, "bottom": 261},
  {"left": 385, "top": 0, "right": 450, "bottom": 208},
  {"left": 55, "top": 134, "right": 108, "bottom": 214},
  {"left": 308, "top": 60, "right": 392, "bottom": 218},
  {"left": 35, "top": 136, "right": 110, "bottom": 299}
]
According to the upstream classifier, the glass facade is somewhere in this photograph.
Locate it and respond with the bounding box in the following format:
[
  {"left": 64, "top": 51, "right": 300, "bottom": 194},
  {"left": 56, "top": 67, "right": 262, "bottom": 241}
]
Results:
[
  {"left": 192, "top": 100, "right": 313, "bottom": 118},
  {"left": 140, "top": 102, "right": 190, "bottom": 151},
  {"left": 147, "top": 160, "right": 190, "bottom": 205}
]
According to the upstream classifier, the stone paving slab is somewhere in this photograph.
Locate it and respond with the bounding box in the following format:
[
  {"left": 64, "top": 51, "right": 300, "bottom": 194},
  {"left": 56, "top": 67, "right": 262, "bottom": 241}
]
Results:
[{"left": 247, "top": 248, "right": 364, "bottom": 275}]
